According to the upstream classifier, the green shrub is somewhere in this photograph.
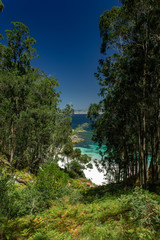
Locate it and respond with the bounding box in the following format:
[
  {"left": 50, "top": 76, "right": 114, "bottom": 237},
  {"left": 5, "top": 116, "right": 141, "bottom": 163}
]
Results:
[
  {"left": 120, "top": 187, "right": 160, "bottom": 239},
  {"left": 128, "top": 187, "right": 160, "bottom": 227},
  {"left": 0, "top": 170, "right": 47, "bottom": 219},
  {"left": 0, "top": 171, "right": 11, "bottom": 218},
  {"left": 36, "top": 163, "right": 69, "bottom": 202},
  {"left": 12, "top": 185, "right": 45, "bottom": 216},
  {"left": 56, "top": 186, "right": 82, "bottom": 205},
  {"left": 65, "top": 160, "right": 85, "bottom": 179}
]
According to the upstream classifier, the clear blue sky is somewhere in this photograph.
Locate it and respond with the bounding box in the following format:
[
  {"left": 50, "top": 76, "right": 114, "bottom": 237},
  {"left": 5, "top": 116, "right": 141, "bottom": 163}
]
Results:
[{"left": 1, "top": 0, "right": 120, "bottom": 110}]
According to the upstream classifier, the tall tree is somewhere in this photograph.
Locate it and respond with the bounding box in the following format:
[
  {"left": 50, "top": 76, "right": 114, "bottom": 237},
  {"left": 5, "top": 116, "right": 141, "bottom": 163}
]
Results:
[
  {"left": 88, "top": 0, "right": 160, "bottom": 187},
  {"left": 1, "top": 22, "right": 38, "bottom": 74},
  {"left": 0, "top": 22, "right": 61, "bottom": 172},
  {"left": 54, "top": 104, "right": 74, "bottom": 149},
  {"left": 0, "top": 69, "right": 60, "bottom": 171}
]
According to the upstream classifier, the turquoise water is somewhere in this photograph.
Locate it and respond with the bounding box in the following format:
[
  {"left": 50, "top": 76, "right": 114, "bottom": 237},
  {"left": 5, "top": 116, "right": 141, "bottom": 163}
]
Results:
[{"left": 72, "top": 114, "right": 105, "bottom": 160}]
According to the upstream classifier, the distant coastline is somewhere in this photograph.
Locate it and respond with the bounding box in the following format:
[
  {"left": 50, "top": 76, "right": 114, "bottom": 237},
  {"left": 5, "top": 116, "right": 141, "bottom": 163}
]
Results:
[
  {"left": 74, "top": 110, "right": 103, "bottom": 115},
  {"left": 74, "top": 110, "right": 88, "bottom": 114}
]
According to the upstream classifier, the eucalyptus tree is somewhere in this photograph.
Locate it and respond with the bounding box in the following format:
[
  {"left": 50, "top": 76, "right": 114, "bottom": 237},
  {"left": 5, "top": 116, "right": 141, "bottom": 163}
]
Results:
[
  {"left": 54, "top": 104, "right": 74, "bottom": 149},
  {"left": 0, "top": 22, "right": 38, "bottom": 166},
  {"left": 0, "top": 22, "right": 61, "bottom": 172},
  {"left": 89, "top": 4, "right": 139, "bottom": 183},
  {"left": 0, "top": 21, "right": 75, "bottom": 172},
  {"left": 0, "top": 0, "right": 4, "bottom": 62},
  {"left": 1, "top": 22, "right": 38, "bottom": 74},
  {"left": 121, "top": 0, "right": 160, "bottom": 186},
  {"left": 0, "top": 68, "right": 60, "bottom": 171},
  {"left": 88, "top": 0, "right": 160, "bottom": 187},
  {"left": 18, "top": 70, "right": 59, "bottom": 171}
]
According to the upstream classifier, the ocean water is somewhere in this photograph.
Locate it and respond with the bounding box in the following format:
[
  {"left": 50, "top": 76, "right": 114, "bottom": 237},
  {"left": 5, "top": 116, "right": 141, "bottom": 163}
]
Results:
[
  {"left": 72, "top": 114, "right": 104, "bottom": 160},
  {"left": 71, "top": 114, "right": 108, "bottom": 185}
]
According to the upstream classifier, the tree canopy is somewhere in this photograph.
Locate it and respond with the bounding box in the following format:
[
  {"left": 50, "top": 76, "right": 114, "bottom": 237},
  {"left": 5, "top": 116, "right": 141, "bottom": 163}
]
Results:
[
  {"left": 0, "top": 22, "right": 74, "bottom": 173},
  {"left": 88, "top": 0, "right": 160, "bottom": 187},
  {"left": 2, "top": 22, "right": 38, "bottom": 74}
]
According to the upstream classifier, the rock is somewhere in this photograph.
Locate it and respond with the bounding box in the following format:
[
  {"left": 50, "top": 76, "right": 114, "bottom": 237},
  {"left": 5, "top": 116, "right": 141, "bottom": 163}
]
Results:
[
  {"left": 71, "top": 135, "right": 84, "bottom": 144},
  {"left": 14, "top": 176, "right": 27, "bottom": 185}
]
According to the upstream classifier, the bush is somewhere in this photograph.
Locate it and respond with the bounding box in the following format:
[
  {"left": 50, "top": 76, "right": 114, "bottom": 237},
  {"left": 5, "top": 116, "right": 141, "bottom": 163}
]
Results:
[
  {"left": 0, "top": 171, "right": 11, "bottom": 218},
  {"left": 0, "top": 163, "right": 71, "bottom": 220},
  {"left": 65, "top": 160, "right": 85, "bottom": 179},
  {"left": 12, "top": 185, "right": 45, "bottom": 216},
  {"left": 36, "top": 163, "right": 69, "bottom": 202},
  {"left": 120, "top": 187, "right": 160, "bottom": 239},
  {"left": 57, "top": 186, "right": 82, "bottom": 204},
  {"left": 128, "top": 187, "right": 160, "bottom": 228}
]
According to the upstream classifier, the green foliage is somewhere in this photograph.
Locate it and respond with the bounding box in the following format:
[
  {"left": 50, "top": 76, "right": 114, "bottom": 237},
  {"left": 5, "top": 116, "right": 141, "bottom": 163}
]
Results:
[
  {"left": 57, "top": 186, "right": 83, "bottom": 205},
  {"left": 121, "top": 187, "right": 160, "bottom": 228},
  {"left": 10, "top": 185, "right": 45, "bottom": 217},
  {"left": 74, "top": 122, "right": 89, "bottom": 134},
  {"left": 72, "top": 148, "right": 81, "bottom": 159},
  {"left": 36, "top": 163, "right": 69, "bottom": 202},
  {"left": 54, "top": 104, "right": 74, "bottom": 148},
  {"left": 0, "top": 171, "right": 11, "bottom": 218},
  {"left": 0, "top": 22, "right": 64, "bottom": 173},
  {"left": 64, "top": 151, "right": 92, "bottom": 179},
  {"left": 2, "top": 22, "right": 38, "bottom": 74},
  {"left": 0, "top": 68, "right": 59, "bottom": 172},
  {"left": 88, "top": 0, "right": 160, "bottom": 187},
  {"left": 30, "top": 232, "right": 48, "bottom": 240},
  {"left": 0, "top": 176, "right": 160, "bottom": 240},
  {"left": 0, "top": 0, "right": 4, "bottom": 11},
  {"left": 0, "top": 171, "right": 43, "bottom": 219},
  {"left": 63, "top": 139, "right": 74, "bottom": 158},
  {"left": 80, "top": 154, "right": 91, "bottom": 165},
  {"left": 0, "top": 164, "right": 70, "bottom": 220},
  {"left": 65, "top": 160, "right": 85, "bottom": 179},
  {"left": 61, "top": 132, "right": 92, "bottom": 179}
]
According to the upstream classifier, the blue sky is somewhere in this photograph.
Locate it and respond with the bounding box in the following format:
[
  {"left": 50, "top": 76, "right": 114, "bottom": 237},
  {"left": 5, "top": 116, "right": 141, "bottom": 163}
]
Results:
[{"left": 1, "top": 0, "right": 119, "bottom": 109}]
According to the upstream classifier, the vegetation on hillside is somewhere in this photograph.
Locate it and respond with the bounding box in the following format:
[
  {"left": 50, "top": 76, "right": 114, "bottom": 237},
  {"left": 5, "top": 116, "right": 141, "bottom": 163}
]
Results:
[{"left": 0, "top": 162, "right": 160, "bottom": 240}]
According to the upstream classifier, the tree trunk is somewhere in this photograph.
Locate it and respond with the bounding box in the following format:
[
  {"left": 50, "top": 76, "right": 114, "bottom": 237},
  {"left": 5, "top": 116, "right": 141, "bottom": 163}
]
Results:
[
  {"left": 10, "top": 120, "right": 14, "bottom": 166},
  {"left": 138, "top": 118, "right": 143, "bottom": 186}
]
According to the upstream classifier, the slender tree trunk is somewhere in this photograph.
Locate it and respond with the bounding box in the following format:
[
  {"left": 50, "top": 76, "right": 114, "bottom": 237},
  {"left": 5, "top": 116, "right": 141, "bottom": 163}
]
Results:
[
  {"left": 155, "top": 75, "right": 160, "bottom": 180},
  {"left": 142, "top": 33, "right": 148, "bottom": 189},
  {"left": 10, "top": 120, "right": 14, "bottom": 166},
  {"left": 146, "top": 141, "right": 149, "bottom": 181},
  {"left": 138, "top": 118, "right": 143, "bottom": 186},
  {"left": 135, "top": 151, "right": 138, "bottom": 176},
  {"left": 142, "top": 113, "right": 147, "bottom": 189}
]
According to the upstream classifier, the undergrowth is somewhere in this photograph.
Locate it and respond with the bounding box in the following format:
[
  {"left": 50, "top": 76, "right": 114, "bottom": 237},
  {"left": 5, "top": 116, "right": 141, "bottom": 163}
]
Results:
[{"left": 0, "top": 164, "right": 160, "bottom": 240}]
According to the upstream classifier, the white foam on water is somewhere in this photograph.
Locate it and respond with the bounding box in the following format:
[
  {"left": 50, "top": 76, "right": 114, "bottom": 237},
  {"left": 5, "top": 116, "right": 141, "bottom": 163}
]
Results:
[
  {"left": 73, "top": 146, "right": 108, "bottom": 185},
  {"left": 83, "top": 161, "right": 107, "bottom": 185}
]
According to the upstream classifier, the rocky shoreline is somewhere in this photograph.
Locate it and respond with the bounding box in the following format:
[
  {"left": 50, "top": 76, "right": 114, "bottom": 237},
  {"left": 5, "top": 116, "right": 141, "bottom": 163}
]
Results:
[
  {"left": 71, "top": 134, "right": 84, "bottom": 144},
  {"left": 71, "top": 126, "right": 88, "bottom": 144}
]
